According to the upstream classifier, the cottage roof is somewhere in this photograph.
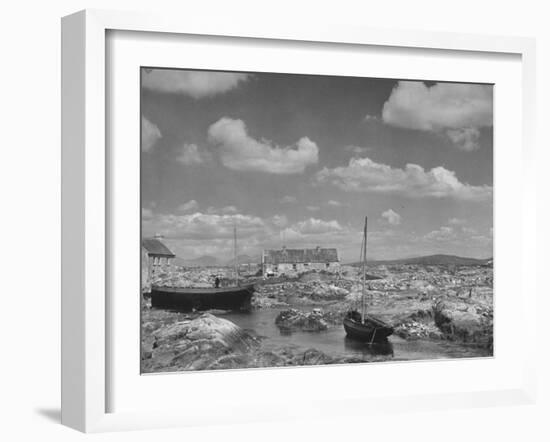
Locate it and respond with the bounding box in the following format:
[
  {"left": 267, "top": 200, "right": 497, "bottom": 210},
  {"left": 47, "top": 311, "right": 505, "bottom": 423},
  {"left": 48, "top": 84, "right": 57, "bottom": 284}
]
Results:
[
  {"left": 263, "top": 247, "right": 338, "bottom": 264},
  {"left": 142, "top": 238, "right": 175, "bottom": 257}
]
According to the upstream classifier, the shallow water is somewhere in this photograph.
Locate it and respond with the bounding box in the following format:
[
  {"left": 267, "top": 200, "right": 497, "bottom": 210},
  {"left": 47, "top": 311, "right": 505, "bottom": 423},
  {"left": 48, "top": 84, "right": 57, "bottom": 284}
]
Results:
[{"left": 221, "top": 307, "right": 490, "bottom": 362}]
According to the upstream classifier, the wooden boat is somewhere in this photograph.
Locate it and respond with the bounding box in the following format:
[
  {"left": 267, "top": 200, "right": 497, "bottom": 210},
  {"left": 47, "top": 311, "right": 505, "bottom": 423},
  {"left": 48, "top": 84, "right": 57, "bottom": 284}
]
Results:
[
  {"left": 343, "top": 216, "right": 394, "bottom": 343},
  {"left": 343, "top": 310, "right": 393, "bottom": 342},
  {"left": 151, "top": 284, "right": 255, "bottom": 311},
  {"left": 151, "top": 225, "right": 254, "bottom": 311}
]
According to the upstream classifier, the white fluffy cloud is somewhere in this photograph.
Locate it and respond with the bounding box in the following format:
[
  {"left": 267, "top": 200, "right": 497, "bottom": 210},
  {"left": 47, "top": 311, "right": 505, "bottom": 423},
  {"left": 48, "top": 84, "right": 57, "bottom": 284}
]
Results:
[
  {"left": 178, "top": 200, "right": 199, "bottom": 212},
  {"left": 422, "top": 225, "right": 491, "bottom": 248},
  {"left": 208, "top": 117, "right": 319, "bottom": 174},
  {"left": 424, "top": 226, "right": 455, "bottom": 241},
  {"left": 177, "top": 143, "right": 210, "bottom": 165},
  {"left": 381, "top": 209, "right": 401, "bottom": 225},
  {"left": 142, "top": 70, "right": 251, "bottom": 99},
  {"left": 315, "top": 157, "right": 492, "bottom": 201},
  {"left": 142, "top": 117, "right": 162, "bottom": 152},
  {"left": 271, "top": 214, "right": 289, "bottom": 228},
  {"left": 445, "top": 127, "right": 481, "bottom": 152},
  {"left": 382, "top": 81, "right": 493, "bottom": 151},
  {"left": 284, "top": 218, "right": 343, "bottom": 237},
  {"left": 145, "top": 212, "right": 266, "bottom": 240}
]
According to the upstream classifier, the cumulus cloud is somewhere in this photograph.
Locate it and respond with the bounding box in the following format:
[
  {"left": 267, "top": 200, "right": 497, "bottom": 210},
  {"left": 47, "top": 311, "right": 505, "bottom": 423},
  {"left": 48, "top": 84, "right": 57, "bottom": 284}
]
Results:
[
  {"left": 177, "top": 143, "right": 211, "bottom": 165},
  {"left": 145, "top": 212, "right": 266, "bottom": 240},
  {"left": 142, "top": 117, "right": 162, "bottom": 152},
  {"left": 178, "top": 200, "right": 199, "bottom": 212},
  {"left": 422, "top": 225, "right": 491, "bottom": 248},
  {"left": 306, "top": 206, "right": 320, "bottom": 212},
  {"left": 315, "top": 157, "right": 492, "bottom": 201},
  {"left": 287, "top": 218, "right": 343, "bottom": 235},
  {"left": 445, "top": 127, "right": 481, "bottom": 152},
  {"left": 381, "top": 209, "right": 401, "bottom": 225},
  {"left": 143, "top": 210, "right": 344, "bottom": 250},
  {"left": 142, "top": 69, "right": 251, "bottom": 99},
  {"left": 208, "top": 118, "right": 319, "bottom": 174},
  {"left": 327, "top": 200, "right": 343, "bottom": 207},
  {"left": 382, "top": 81, "right": 493, "bottom": 151},
  {"left": 271, "top": 214, "right": 289, "bottom": 228},
  {"left": 424, "top": 226, "right": 455, "bottom": 241}
]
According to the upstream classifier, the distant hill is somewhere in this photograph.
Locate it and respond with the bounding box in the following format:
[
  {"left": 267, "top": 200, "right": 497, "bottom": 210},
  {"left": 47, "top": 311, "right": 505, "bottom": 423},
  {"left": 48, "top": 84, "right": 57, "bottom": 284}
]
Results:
[
  {"left": 348, "top": 254, "right": 492, "bottom": 267},
  {"left": 173, "top": 255, "right": 222, "bottom": 267}
]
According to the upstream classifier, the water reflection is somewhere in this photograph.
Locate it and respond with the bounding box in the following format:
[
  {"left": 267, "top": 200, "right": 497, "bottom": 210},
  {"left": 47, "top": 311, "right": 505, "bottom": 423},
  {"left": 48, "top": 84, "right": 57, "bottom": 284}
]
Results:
[{"left": 344, "top": 336, "right": 394, "bottom": 357}]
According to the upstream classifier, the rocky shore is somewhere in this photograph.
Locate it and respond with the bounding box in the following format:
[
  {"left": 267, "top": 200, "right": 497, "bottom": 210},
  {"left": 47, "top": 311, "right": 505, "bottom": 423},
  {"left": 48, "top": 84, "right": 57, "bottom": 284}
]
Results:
[
  {"left": 142, "top": 263, "right": 493, "bottom": 372},
  {"left": 141, "top": 308, "right": 378, "bottom": 372}
]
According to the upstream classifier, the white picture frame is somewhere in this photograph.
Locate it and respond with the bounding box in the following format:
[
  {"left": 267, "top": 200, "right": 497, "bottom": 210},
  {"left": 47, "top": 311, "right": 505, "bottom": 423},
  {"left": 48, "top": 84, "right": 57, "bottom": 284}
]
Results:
[{"left": 61, "top": 9, "right": 537, "bottom": 433}]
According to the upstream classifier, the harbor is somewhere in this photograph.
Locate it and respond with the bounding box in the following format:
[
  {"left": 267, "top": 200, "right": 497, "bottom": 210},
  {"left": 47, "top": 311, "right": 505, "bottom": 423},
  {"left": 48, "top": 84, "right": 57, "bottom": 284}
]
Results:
[{"left": 141, "top": 255, "right": 493, "bottom": 373}]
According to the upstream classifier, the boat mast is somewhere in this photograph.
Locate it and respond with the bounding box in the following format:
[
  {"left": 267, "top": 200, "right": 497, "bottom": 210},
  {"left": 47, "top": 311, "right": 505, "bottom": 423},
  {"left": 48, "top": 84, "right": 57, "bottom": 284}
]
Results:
[
  {"left": 362, "top": 216, "right": 367, "bottom": 323},
  {"left": 234, "top": 224, "right": 239, "bottom": 286}
]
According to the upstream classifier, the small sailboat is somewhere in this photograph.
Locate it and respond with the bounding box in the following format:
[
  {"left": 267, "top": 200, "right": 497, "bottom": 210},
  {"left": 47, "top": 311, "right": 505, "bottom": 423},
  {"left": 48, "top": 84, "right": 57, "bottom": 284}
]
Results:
[
  {"left": 151, "top": 225, "right": 254, "bottom": 311},
  {"left": 343, "top": 216, "right": 393, "bottom": 342}
]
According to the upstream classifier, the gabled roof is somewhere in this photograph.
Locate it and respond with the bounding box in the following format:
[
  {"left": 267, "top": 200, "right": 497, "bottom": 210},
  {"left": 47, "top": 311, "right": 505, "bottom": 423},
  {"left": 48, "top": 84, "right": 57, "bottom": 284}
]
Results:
[
  {"left": 142, "top": 238, "right": 175, "bottom": 257},
  {"left": 264, "top": 247, "right": 338, "bottom": 264}
]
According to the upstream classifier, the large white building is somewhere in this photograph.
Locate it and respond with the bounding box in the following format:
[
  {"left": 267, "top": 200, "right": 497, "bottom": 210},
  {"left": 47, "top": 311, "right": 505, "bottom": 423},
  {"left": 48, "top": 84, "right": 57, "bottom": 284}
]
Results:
[{"left": 262, "top": 246, "right": 339, "bottom": 277}]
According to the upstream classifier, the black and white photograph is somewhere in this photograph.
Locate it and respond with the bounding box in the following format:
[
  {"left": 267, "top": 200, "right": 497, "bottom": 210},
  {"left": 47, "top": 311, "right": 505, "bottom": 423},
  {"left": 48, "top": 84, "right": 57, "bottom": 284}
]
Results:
[{"left": 140, "top": 68, "right": 494, "bottom": 373}]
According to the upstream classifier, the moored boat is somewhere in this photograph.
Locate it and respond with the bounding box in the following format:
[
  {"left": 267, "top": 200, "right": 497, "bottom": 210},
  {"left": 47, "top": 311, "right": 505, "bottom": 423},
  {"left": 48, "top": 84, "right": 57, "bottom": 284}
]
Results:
[
  {"left": 151, "top": 225, "right": 255, "bottom": 312},
  {"left": 343, "top": 215, "right": 394, "bottom": 343},
  {"left": 343, "top": 310, "right": 393, "bottom": 342},
  {"left": 151, "top": 284, "right": 255, "bottom": 311}
]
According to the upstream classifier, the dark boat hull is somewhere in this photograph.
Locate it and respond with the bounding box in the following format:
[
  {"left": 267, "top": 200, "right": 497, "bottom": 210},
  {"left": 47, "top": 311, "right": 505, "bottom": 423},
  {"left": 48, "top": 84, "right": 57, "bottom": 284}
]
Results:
[
  {"left": 151, "top": 284, "right": 254, "bottom": 312},
  {"left": 343, "top": 312, "right": 394, "bottom": 342}
]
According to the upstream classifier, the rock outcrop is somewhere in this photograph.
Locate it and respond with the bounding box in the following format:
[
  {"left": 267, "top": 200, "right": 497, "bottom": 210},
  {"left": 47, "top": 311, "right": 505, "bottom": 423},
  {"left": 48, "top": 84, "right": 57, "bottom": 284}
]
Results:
[
  {"left": 275, "top": 308, "right": 329, "bottom": 332},
  {"left": 432, "top": 297, "right": 493, "bottom": 349},
  {"left": 142, "top": 313, "right": 259, "bottom": 372}
]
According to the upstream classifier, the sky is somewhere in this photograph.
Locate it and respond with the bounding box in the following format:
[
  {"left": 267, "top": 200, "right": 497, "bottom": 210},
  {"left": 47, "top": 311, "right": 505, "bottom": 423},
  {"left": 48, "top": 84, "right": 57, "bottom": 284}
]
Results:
[{"left": 141, "top": 68, "right": 493, "bottom": 263}]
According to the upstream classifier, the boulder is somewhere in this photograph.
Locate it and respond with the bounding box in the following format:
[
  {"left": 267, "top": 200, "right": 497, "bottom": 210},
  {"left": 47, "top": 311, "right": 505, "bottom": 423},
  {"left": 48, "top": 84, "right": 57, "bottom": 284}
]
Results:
[
  {"left": 432, "top": 297, "right": 493, "bottom": 348},
  {"left": 142, "top": 313, "right": 259, "bottom": 372},
  {"left": 310, "top": 283, "right": 348, "bottom": 300},
  {"left": 394, "top": 320, "right": 443, "bottom": 340},
  {"left": 275, "top": 308, "right": 329, "bottom": 332}
]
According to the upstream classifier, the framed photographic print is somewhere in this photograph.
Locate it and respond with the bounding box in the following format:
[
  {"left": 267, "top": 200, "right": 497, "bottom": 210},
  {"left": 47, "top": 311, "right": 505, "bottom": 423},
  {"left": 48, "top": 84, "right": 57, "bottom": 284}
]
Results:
[
  {"left": 139, "top": 67, "right": 494, "bottom": 374},
  {"left": 61, "top": 9, "right": 537, "bottom": 432}
]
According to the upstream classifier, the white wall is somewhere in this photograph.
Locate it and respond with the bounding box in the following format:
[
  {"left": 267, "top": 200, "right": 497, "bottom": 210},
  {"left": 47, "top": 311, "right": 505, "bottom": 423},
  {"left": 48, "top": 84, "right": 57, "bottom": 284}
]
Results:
[{"left": 0, "top": 1, "right": 548, "bottom": 441}]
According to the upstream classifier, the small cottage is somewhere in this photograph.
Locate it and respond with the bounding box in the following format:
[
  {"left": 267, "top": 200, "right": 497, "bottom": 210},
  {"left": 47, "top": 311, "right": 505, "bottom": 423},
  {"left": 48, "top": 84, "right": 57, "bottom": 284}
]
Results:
[
  {"left": 262, "top": 246, "right": 339, "bottom": 277},
  {"left": 141, "top": 235, "right": 175, "bottom": 291}
]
